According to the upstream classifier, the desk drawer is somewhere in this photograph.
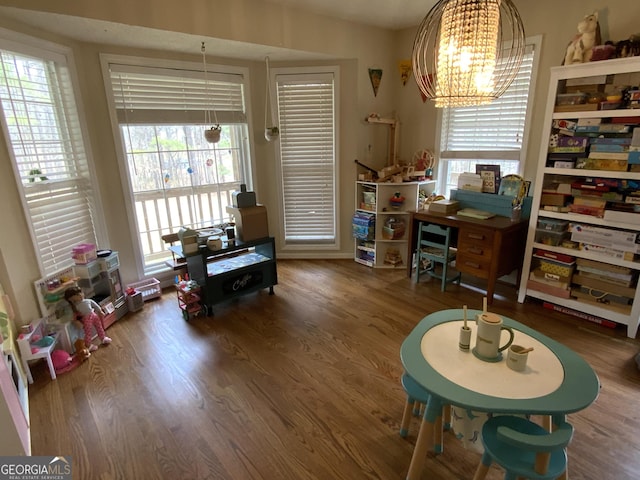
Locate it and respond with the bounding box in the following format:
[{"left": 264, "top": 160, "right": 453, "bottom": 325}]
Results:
[
  {"left": 457, "top": 253, "right": 491, "bottom": 279},
  {"left": 457, "top": 227, "right": 494, "bottom": 259},
  {"left": 457, "top": 227, "right": 494, "bottom": 278}
]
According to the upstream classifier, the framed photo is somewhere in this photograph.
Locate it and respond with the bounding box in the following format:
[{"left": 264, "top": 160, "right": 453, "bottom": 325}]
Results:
[
  {"left": 498, "top": 174, "right": 526, "bottom": 198},
  {"left": 475, "top": 164, "right": 501, "bottom": 194}
]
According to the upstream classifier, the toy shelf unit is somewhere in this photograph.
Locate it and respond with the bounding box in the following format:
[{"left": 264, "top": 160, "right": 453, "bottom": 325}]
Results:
[
  {"left": 185, "top": 237, "right": 277, "bottom": 316},
  {"left": 74, "top": 251, "right": 127, "bottom": 329},
  {"left": 34, "top": 267, "right": 83, "bottom": 353},
  {"left": 15, "top": 317, "right": 58, "bottom": 383},
  {"left": 518, "top": 57, "right": 640, "bottom": 338},
  {"left": 354, "top": 180, "right": 435, "bottom": 268},
  {"left": 175, "top": 281, "right": 202, "bottom": 321}
]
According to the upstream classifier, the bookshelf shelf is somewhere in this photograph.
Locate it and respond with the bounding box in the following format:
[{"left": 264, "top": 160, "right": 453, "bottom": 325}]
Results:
[{"left": 518, "top": 57, "right": 640, "bottom": 338}]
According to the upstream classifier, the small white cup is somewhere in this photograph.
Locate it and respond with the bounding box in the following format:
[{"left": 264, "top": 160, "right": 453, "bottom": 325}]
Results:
[
  {"left": 507, "top": 344, "right": 530, "bottom": 372},
  {"left": 459, "top": 326, "right": 471, "bottom": 352}
]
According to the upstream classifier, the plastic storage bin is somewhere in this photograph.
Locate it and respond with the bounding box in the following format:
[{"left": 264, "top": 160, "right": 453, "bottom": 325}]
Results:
[
  {"left": 73, "top": 261, "right": 101, "bottom": 279},
  {"left": 536, "top": 218, "right": 569, "bottom": 232},
  {"left": 535, "top": 228, "right": 569, "bottom": 246},
  {"left": 127, "top": 278, "right": 161, "bottom": 301},
  {"left": 72, "top": 243, "right": 97, "bottom": 265},
  {"left": 98, "top": 251, "right": 119, "bottom": 272}
]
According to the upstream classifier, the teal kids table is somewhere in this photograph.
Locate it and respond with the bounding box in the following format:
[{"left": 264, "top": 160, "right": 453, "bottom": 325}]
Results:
[{"left": 400, "top": 309, "right": 600, "bottom": 480}]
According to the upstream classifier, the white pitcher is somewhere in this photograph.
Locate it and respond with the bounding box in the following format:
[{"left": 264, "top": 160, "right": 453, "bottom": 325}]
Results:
[{"left": 474, "top": 312, "right": 514, "bottom": 361}]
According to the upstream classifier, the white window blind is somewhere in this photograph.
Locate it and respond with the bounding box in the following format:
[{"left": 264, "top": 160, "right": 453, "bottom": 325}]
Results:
[
  {"left": 276, "top": 72, "right": 336, "bottom": 244},
  {"left": 109, "top": 65, "right": 246, "bottom": 124},
  {"left": 104, "top": 61, "right": 252, "bottom": 273},
  {"left": 0, "top": 48, "right": 98, "bottom": 275},
  {"left": 441, "top": 44, "right": 535, "bottom": 161}
]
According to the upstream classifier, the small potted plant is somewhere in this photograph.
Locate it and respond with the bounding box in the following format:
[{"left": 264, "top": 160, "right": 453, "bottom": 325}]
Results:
[{"left": 204, "top": 124, "right": 222, "bottom": 143}]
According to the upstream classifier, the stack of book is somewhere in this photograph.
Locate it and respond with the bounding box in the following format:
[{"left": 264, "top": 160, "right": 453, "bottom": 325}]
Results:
[
  {"left": 570, "top": 258, "right": 636, "bottom": 315},
  {"left": 527, "top": 250, "right": 575, "bottom": 299},
  {"left": 428, "top": 199, "right": 460, "bottom": 215}
]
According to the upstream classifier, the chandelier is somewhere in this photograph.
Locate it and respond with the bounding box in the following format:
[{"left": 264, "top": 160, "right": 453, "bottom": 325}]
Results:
[{"left": 412, "top": 0, "right": 525, "bottom": 108}]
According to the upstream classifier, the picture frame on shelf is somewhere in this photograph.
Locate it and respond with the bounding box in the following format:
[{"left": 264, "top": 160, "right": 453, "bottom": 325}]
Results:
[
  {"left": 498, "top": 174, "right": 526, "bottom": 198},
  {"left": 475, "top": 164, "right": 501, "bottom": 194}
]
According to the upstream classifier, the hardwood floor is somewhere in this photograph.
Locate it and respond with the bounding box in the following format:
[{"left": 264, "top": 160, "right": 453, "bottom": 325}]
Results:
[{"left": 28, "top": 259, "right": 640, "bottom": 480}]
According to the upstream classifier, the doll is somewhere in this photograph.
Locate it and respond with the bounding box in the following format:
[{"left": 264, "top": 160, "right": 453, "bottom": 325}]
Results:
[{"left": 64, "top": 286, "right": 112, "bottom": 352}]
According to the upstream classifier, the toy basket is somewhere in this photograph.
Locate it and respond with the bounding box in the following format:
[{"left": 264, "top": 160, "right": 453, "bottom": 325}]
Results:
[{"left": 127, "top": 277, "right": 161, "bottom": 301}]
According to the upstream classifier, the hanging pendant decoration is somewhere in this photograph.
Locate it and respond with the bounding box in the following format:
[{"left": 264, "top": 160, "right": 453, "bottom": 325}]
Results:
[
  {"left": 398, "top": 60, "right": 412, "bottom": 86},
  {"left": 264, "top": 56, "right": 279, "bottom": 142},
  {"left": 368, "top": 68, "right": 383, "bottom": 97},
  {"left": 201, "top": 42, "right": 221, "bottom": 144}
]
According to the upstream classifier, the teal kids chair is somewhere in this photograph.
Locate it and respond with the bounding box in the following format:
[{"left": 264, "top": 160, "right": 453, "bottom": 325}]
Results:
[
  {"left": 415, "top": 222, "right": 460, "bottom": 291},
  {"left": 472, "top": 415, "right": 573, "bottom": 480},
  {"left": 400, "top": 373, "right": 451, "bottom": 454}
]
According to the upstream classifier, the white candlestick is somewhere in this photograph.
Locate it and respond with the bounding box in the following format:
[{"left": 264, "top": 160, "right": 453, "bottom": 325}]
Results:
[{"left": 463, "top": 305, "right": 468, "bottom": 328}]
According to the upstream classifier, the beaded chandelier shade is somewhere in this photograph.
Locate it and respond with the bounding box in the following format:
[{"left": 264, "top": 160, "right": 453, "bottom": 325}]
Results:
[{"left": 412, "top": 0, "right": 525, "bottom": 108}]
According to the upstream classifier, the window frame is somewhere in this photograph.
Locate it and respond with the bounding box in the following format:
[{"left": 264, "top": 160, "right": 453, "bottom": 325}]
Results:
[
  {"left": 271, "top": 65, "right": 340, "bottom": 251},
  {"left": 0, "top": 28, "right": 106, "bottom": 277},
  {"left": 435, "top": 35, "right": 542, "bottom": 196},
  {"left": 100, "top": 54, "right": 255, "bottom": 277}
]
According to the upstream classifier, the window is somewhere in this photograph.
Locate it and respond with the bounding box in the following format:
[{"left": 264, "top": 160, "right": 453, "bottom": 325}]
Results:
[
  {"left": 437, "top": 39, "right": 540, "bottom": 196},
  {"left": 104, "top": 60, "right": 252, "bottom": 274},
  {"left": 0, "top": 38, "right": 99, "bottom": 276},
  {"left": 274, "top": 68, "right": 338, "bottom": 247}
]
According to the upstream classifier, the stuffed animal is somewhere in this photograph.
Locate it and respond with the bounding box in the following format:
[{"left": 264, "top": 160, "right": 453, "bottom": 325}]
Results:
[
  {"left": 564, "top": 12, "right": 601, "bottom": 65},
  {"left": 74, "top": 338, "right": 91, "bottom": 362},
  {"left": 51, "top": 349, "right": 73, "bottom": 372}
]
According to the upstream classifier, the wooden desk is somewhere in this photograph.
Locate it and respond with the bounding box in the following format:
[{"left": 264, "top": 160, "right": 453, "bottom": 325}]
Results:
[{"left": 406, "top": 210, "right": 527, "bottom": 303}]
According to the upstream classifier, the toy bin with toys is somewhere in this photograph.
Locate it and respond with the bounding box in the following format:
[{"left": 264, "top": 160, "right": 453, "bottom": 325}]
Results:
[{"left": 126, "top": 278, "right": 161, "bottom": 302}]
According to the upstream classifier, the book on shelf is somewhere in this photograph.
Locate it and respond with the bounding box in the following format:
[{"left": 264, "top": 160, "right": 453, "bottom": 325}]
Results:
[
  {"left": 570, "top": 288, "right": 632, "bottom": 315},
  {"left": 572, "top": 273, "right": 637, "bottom": 298},
  {"left": 568, "top": 204, "right": 604, "bottom": 217},
  {"left": 587, "top": 151, "right": 629, "bottom": 160},
  {"left": 603, "top": 209, "right": 640, "bottom": 223},
  {"left": 543, "top": 205, "right": 570, "bottom": 213},
  {"left": 542, "top": 302, "right": 616, "bottom": 329},
  {"left": 573, "top": 196, "right": 607, "bottom": 208},
  {"left": 590, "top": 136, "right": 631, "bottom": 145},
  {"left": 589, "top": 144, "right": 630, "bottom": 153}
]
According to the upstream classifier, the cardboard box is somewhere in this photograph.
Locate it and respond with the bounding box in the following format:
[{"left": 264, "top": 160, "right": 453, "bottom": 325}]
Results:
[
  {"left": 226, "top": 205, "right": 269, "bottom": 242},
  {"left": 526, "top": 279, "right": 571, "bottom": 298},
  {"left": 540, "top": 192, "right": 569, "bottom": 207},
  {"left": 570, "top": 223, "right": 639, "bottom": 252},
  {"left": 572, "top": 273, "right": 636, "bottom": 298},
  {"left": 576, "top": 158, "right": 628, "bottom": 171}
]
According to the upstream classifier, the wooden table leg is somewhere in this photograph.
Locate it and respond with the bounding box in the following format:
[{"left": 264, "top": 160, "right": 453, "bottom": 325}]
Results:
[{"left": 406, "top": 395, "right": 442, "bottom": 480}]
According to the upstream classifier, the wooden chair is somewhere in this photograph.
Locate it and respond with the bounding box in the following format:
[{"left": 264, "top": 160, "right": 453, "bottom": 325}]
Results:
[
  {"left": 161, "top": 232, "right": 188, "bottom": 275},
  {"left": 415, "top": 222, "right": 460, "bottom": 291},
  {"left": 472, "top": 415, "right": 573, "bottom": 480},
  {"left": 400, "top": 373, "right": 451, "bottom": 454}
]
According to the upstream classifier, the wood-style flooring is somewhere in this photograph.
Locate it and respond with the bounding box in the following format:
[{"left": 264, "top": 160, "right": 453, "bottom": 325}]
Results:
[{"left": 28, "top": 259, "right": 640, "bottom": 479}]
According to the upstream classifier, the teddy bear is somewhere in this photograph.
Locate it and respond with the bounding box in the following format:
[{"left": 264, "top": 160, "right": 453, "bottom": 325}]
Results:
[{"left": 74, "top": 338, "right": 91, "bottom": 362}]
